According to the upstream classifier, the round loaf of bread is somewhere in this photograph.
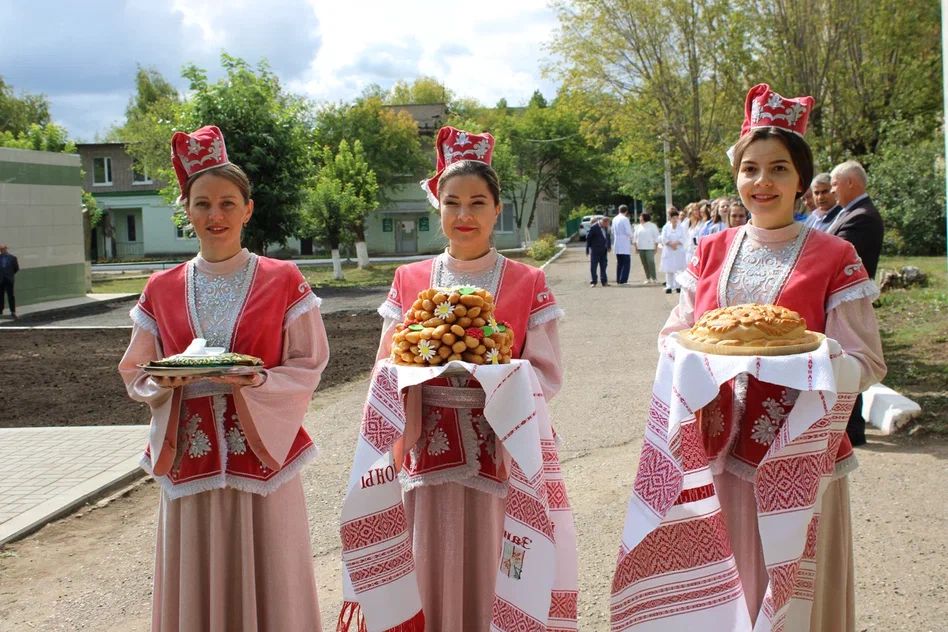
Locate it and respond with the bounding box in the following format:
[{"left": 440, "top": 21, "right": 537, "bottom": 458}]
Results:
[{"left": 678, "top": 304, "right": 823, "bottom": 356}]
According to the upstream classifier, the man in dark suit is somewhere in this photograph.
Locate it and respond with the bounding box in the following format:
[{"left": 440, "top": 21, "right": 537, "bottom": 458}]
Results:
[
  {"left": 829, "top": 160, "right": 885, "bottom": 446},
  {"left": 0, "top": 243, "right": 19, "bottom": 319},
  {"left": 586, "top": 216, "right": 611, "bottom": 287},
  {"left": 829, "top": 161, "right": 884, "bottom": 277}
]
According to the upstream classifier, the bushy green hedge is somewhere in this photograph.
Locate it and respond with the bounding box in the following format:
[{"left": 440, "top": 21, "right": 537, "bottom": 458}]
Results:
[
  {"left": 529, "top": 234, "right": 560, "bottom": 261},
  {"left": 869, "top": 117, "right": 946, "bottom": 256}
]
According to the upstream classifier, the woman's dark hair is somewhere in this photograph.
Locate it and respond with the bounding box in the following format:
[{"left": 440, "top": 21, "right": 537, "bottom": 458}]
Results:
[
  {"left": 669, "top": 209, "right": 679, "bottom": 217},
  {"left": 730, "top": 127, "right": 813, "bottom": 199},
  {"left": 438, "top": 160, "right": 501, "bottom": 206},
  {"left": 182, "top": 163, "right": 252, "bottom": 204},
  {"left": 641, "top": 212, "right": 651, "bottom": 222}
]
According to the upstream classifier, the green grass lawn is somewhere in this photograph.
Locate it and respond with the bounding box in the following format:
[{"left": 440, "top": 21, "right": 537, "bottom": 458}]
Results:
[{"left": 874, "top": 256, "right": 948, "bottom": 435}]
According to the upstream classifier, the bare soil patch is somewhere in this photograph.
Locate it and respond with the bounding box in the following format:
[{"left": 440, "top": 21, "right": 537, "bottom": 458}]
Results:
[{"left": 0, "top": 310, "right": 380, "bottom": 428}]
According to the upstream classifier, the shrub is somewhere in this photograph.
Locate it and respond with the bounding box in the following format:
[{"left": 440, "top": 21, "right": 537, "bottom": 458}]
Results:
[
  {"left": 528, "top": 233, "right": 559, "bottom": 261},
  {"left": 868, "top": 117, "right": 946, "bottom": 256}
]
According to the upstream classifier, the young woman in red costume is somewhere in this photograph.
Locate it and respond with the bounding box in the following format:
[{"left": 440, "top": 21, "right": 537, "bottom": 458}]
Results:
[
  {"left": 372, "top": 127, "right": 565, "bottom": 629},
  {"left": 661, "top": 85, "right": 885, "bottom": 631},
  {"left": 119, "top": 125, "right": 328, "bottom": 631}
]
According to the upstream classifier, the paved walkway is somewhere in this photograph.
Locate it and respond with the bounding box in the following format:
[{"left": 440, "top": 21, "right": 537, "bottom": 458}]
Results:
[{"left": 0, "top": 426, "right": 149, "bottom": 545}]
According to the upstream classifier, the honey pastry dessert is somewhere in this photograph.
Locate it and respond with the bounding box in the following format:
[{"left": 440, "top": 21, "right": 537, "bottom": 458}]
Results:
[
  {"left": 391, "top": 286, "right": 514, "bottom": 365},
  {"left": 678, "top": 304, "right": 824, "bottom": 356}
]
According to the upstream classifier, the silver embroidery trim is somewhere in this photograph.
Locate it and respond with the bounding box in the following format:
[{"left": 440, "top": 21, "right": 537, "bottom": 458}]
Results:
[
  {"left": 186, "top": 254, "right": 258, "bottom": 350},
  {"left": 528, "top": 305, "right": 565, "bottom": 329},
  {"left": 129, "top": 304, "right": 159, "bottom": 337},
  {"left": 141, "top": 444, "right": 318, "bottom": 499},
  {"left": 825, "top": 279, "right": 880, "bottom": 312},
  {"left": 422, "top": 385, "right": 487, "bottom": 408},
  {"left": 431, "top": 253, "right": 506, "bottom": 298},
  {"left": 720, "top": 225, "right": 810, "bottom": 307},
  {"left": 182, "top": 381, "right": 232, "bottom": 400},
  {"left": 285, "top": 292, "right": 322, "bottom": 327},
  {"left": 378, "top": 301, "right": 404, "bottom": 321}
]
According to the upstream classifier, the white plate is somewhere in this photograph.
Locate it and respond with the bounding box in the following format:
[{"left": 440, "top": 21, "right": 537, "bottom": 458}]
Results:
[{"left": 139, "top": 364, "right": 265, "bottom": 377}]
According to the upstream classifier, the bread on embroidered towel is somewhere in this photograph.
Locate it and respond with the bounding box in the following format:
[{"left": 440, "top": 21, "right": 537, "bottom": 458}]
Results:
[
  {"left": 609, "top": 335, "right": 860, "bottom": 632},
  {"left": 339, "top": 359, "right": 578, "bottom": 632}
]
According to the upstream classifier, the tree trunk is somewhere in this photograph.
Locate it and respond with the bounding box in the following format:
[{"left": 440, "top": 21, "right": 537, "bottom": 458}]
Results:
[
  {"left": 355, "top": 242, "right": 370, "bottom": 268},
  {"left": 331, "top": 249, "right": 344, "bottom": 280}
]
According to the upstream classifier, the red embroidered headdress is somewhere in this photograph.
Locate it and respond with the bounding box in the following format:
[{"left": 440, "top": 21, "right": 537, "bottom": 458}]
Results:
[
  {"left": 741, "top": 83, "right": 814, "bottom": 138},
  {"left": 170, "top": 125, "right": 230, "bottom": 195},
  {"left": 421, "top": 126, "right": 495, "bottom": 208}
]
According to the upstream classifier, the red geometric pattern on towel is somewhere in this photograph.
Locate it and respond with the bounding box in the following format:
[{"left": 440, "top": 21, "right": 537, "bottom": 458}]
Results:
[
  {"left": 492, "top": 595, "right": 546, "bottom": 632},
  {"left": 342, "top": 361, "right": 578, "bottom": 631},
  {"left": 613, "top": 570, "right": 744, "bottom": 629},
  {"left": 755, "top": 453, "right": 824, "bottom": 513},
  {"left": 505, "top": 485, "right": 555, "bottom": 542},
  {"left": 646, "top": 395, "right": 670, "bottom": 440},
  {"left": 361, "top": 406, "right": 401, "bottom": 454},
  {"left": 612, "top": 511, "right": 732, "bottom": 591},
  {"left": 545, "top": 479, "right": 570, "bottom": 510},
  {"left": 679, "top": 419, "right": 708, "bottom": 471},
  {"left": 759, "top": 560, "right": 801, "bottom": 630},
  {"left": 548, "top": 590, "right": 579, "bottom": 620},
  {"left": 632, "top": 440, "right": 681, "bottom": 515},
  {"left": 348, "top": 538, "right": 415, "bottom": 593},
  {"left": 341, "top": 503, "right": 407, "bottom": 550}
]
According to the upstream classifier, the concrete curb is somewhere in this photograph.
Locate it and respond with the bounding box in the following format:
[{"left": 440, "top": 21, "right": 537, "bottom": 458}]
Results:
[{"left": 0, "top": 455, "right": 145, "bottom": 546}]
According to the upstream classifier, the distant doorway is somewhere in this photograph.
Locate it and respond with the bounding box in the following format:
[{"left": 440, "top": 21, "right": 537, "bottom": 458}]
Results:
[{"left": 396, "top": 219, "right": 417, "bottom": 254}]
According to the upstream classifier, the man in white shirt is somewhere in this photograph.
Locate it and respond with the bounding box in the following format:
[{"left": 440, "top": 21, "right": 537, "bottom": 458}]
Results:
[
  {"left": 633, "top": 212, "right": 661, "bottom": 284},
  {"left": 611, "top": 205, "right": 634, "bottom": 285}
]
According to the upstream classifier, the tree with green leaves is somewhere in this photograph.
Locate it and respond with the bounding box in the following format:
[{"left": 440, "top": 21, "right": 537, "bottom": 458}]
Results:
[
  {"left": 180, "top": 55, "right": 314, "bottom": 254},
  {"left": 0, "top": 122, "right": 74, "bottom": 153},
  {"left": 386, "top": 76, "right": 453, "bottom": 105},
  {"left": 550, "top": 0, "right": 749, "bottom": 198},
  {"left": 112, "top": 67, "right": 182, "bottom": 189},
  {"left": 314, "top": 95, "right": 426, "bottom": 259},
  {"left": 492, "top": 100, "right": 605, "bottom": 243},
  {"left": 300, "top": 140, "right": 379, "bottom": 277},
  {"left": 0, "top": 77, "right": 50, "bottom": 135}
]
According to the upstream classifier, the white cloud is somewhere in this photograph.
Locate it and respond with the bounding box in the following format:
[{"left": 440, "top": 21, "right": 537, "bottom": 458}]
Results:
[
  {"left": 1, "top": 0, "right": 559, "bottom": 140},
  {"left": 298, "top": 0, "right": 559, "bottom": 106}
]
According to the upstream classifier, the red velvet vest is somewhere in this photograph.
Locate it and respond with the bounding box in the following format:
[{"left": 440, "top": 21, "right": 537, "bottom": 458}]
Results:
[
  {"left": 686, "top": 226, "right": 871, "bottom": 470},
  {"left": 382, "top": 255, "right": 561, "bottom": 491},
  {"left": 135, "top": 256, "right": 317, "bottom": 497}
]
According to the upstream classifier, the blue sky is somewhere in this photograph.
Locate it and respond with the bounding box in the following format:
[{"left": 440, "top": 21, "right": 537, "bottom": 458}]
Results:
[{"left": 0, "top": 0, "right": 561, "bottom": 141}]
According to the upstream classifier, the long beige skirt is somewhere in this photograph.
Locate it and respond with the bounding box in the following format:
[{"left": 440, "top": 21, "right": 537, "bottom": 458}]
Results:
[
  {"left": 403, "top": 482, "right": 506, "bottom": 631},
  {"left": 152, "top": 475, "right": 321, "bottom": 632},
  {"left": 715, "top": 470, "right": 855, "bottom": 632}
]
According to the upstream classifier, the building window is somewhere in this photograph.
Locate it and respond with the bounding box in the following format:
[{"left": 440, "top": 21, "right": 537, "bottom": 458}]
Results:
[
  {"left": 126, "top": 215, "right": 137, "bottom": 241},
  {"left": 497, "top": 202, "right": 516, "bottom": 233},
  {"left": 176, "top": 224, "right": 195, "bottom": 240},
  {"left": 93, "top": 157, "right": 112, "bottom": 185},
  {"left": 132, "top": 164, "right": 152, "bottom": 184}
]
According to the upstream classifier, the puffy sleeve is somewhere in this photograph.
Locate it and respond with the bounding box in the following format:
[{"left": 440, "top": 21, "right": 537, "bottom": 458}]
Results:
[
  {"left": 118, "top": 323, "right": 181, "bottom": 476},
  {"left": 825, "top": 300, "right": 886, "bottom": 392},
  {"left": 522, "top": 319, "right": 564, "bottom": 400},
  {"left": 378, "top": 266, "right": 404, "bottom": 322},
  {"left": 821, "top": 241, "right": 886, "bottom": 391},
  {"left": 524, "top": 269, "right": 565, "bottom": 400},
  {"left": 660, "top": 284, "right": 697, "bottom": 341},
  {"left": 231, "top": 297, "right": 330, "bottom": 470}
]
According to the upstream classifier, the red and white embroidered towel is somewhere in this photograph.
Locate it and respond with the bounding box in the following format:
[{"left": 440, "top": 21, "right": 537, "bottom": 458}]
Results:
[
  {"left": 610, "top": 336, "right": 860, "bottom": 632},
  {"left": 340, "top": 359, "right": 578, "bottom": 632}
]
